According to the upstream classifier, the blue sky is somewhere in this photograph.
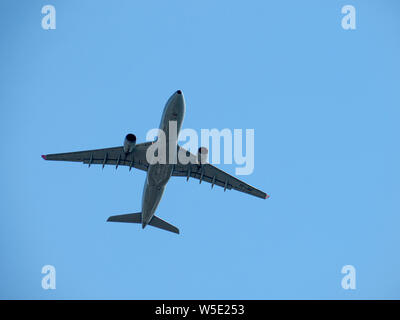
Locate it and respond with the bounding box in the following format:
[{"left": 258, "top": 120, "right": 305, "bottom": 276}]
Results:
[{"left": 1, "top": 0, "right": 399, "bottom": 299}]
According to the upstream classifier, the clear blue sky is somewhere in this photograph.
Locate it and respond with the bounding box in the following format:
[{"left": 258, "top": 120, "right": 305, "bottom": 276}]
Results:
[{"left": 1, "top": 0, "right": 399, "bottom": 299}]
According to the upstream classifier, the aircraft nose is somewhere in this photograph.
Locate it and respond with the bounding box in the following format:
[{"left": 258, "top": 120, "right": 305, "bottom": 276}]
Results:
[
  {"left": 166, "top": 90, "right": 185, "bottom": 115},
  {"left": 173, "top": 90, "right": 185, "bottom": 110},
  {"left": 176, "top": 91, "right": 185, "bottom": 114}
]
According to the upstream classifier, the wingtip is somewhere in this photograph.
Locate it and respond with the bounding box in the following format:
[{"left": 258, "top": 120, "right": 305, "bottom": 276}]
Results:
[
  {"left": 41, "top": 155, "right": 47, "bottom": 160},
  {"left": 265, "top": 194, "right": 270, "bottom": 199}
]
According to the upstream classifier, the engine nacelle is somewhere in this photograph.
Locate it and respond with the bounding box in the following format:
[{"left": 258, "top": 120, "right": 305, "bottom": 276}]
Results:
[
  {"left": 123, "top": 133, "right": 136, "bottom": 153},
  {"left": 197, "top": 147, "right": 208, "bottom": 164}
]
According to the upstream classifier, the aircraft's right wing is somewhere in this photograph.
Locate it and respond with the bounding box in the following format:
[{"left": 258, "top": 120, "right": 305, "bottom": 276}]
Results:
[
  {"left": 172, "top": 146, "right": 269, "bottom": 200},
  {"left": 42, "top": 142, "right": 152, "bottom": 171}
]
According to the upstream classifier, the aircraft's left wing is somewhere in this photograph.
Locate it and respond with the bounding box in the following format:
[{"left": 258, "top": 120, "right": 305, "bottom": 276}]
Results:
[
  {"left": 172, "top": 146, "right": 269, "bottom": 199},
  {"left": 42, "top": 142, "right": 152, "bottom": 171}
]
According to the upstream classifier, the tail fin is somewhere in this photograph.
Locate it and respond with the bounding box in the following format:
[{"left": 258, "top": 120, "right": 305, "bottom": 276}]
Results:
[{"left": 107, "top": 213, "right": 179, "bottom": 234}]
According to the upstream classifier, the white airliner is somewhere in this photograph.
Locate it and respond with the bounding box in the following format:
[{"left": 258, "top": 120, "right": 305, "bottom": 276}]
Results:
[{"left": 42, "top": 90, "right": 269, "bottom": 234}]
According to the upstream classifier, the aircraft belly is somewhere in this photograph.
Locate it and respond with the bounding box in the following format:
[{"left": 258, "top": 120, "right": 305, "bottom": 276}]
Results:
[
  {"left": 141, "top": 90, "right": 185, "bottom": 225},
  {"left": 147, "top": 163, "right": 173, "bottom": 186},
  {"left": 141, "top": 182, "right": 166, "bottom": 224}
]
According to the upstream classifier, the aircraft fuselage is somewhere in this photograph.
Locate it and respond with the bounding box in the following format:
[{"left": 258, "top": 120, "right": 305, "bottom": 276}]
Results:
[{"left": 141, "top": 90, "right": 185, "bottom": 228}]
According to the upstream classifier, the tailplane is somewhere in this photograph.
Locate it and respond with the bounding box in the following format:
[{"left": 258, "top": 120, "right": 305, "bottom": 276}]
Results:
[
  {"left": 148, "top": 215, "right": 179, "bottom": 234},
  {"left": 107, "top": 213, "right": 179, "bottom": 234},
  {"left": 107, "top": 212, "right": 141, "bottom": 223}
]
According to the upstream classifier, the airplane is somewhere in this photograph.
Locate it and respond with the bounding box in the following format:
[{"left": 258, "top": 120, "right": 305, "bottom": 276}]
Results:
[{"left": 41, "top": 90, "right": 269, "bottom": 234}]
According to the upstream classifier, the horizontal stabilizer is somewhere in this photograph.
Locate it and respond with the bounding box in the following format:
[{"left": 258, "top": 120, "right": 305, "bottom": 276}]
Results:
[
  {"left": 148, "top": 215, "right": 179, "bottom": 234},
  {"left": 107, "top": 212, "right": 141, "bottom": 223},
  {"left": 107, "top": 213, "right": 179, "bottom": 234}
]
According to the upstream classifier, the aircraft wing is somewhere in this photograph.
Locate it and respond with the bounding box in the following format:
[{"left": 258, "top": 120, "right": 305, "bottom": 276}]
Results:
[
  {"left": 42, "top": 142, "right": 152, "bottom": 171},
  {"left": 172, "top": 146, "right": 269, "bottom": 199}
]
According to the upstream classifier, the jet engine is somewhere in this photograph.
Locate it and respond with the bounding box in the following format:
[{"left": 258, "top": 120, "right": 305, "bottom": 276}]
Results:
[
  {"left": 123, "top": 134, "right": 136, "bottom": 153},
  {"left": 197, "top": 147, "right": 208, "bottom": 164}
]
